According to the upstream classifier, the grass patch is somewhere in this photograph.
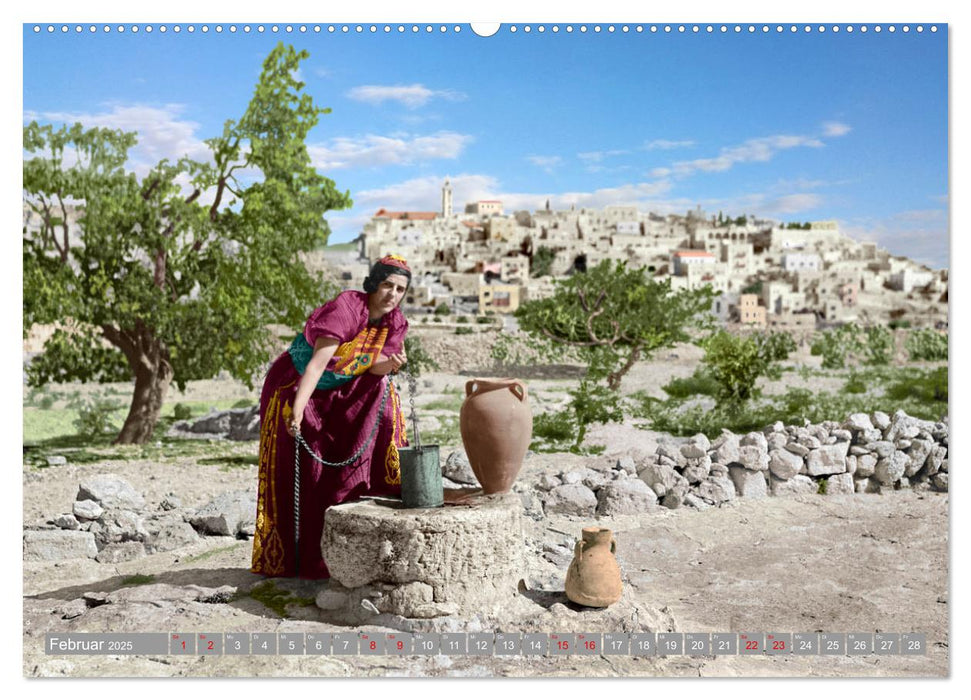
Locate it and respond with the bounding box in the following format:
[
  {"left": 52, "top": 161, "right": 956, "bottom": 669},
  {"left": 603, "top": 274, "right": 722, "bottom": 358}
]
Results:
[
  {"left": 644, "top": 365, "right": 949, "bottom": 438},
  {"left": 121, "top": 574, "right": 156, "bottom": 586},
  {"left": 421, "top": 396, "right": 464, "bottom": 412},
  {"left": 198, "top": 455, "right": 260, "bottom": 471},
  {"left": 420, "top": 416, "right": 462, "bottom": 448},
  {"left": 661, "top": 367, "right": 721, "bottom": 399},
  {"left": 247, "top": 581, "right": 316, "bottom": 618}
]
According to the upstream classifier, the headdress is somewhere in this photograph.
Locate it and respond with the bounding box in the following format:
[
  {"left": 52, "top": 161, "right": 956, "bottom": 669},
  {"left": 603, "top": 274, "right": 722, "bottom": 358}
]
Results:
[{"left": 363, "top": 253, "right": 412, "bottom": 293}]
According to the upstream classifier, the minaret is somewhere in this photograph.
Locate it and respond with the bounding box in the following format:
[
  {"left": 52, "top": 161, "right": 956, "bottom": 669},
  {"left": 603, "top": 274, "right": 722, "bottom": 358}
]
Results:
[{"left": 442, "top": 177, "right": 453, "bottom": 218}]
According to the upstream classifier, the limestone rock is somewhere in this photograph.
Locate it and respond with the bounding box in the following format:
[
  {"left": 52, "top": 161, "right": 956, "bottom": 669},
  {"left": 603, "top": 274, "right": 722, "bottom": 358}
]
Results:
[
  {"left": 189, "top": 490, "right": 256, "bottom": 537},
  {"left": 825, "top": 473, "right": 855, "bottom": 495},
  {"left": 322, "top": 494, "right": 525, "bottom": 617},
  {"left": 98, "top": 510, "right": 149, "bottom": 545},
  {"left": 77, "top": 475, "right": 145, "bottom": 511},
  {"left": 23, "top": 530, "right": 97, "bottom": 561},
  {"left": 872, "top": 411, "right": 891, "bottom": 431},
  {"left": 805, "top": 443, "right": 849, "bottom": 476},
  {"left": 656, "top": 441, "right": 688, "bottom": 468},
  {"left": 737, "top": 445, "right": 769, "bottom": 471},
  {"left": 785, "top": 442, "right": 810, "bottom": 458},
  {"left": 596, "top": 479, "right": 658, "bottom": 516},
  {"left": 768, "top": 448, "right": 803, "bottom": 480},
  {"left": 143, "top": 514, "right": 201, "bottom": 553},
  {"left": 544, "top": 483, "right": 598, "bottom": 517},
  {"left": 767, "top": 432, "right": 788, "bottom": 451},
  {"left": 680, "top": 443, "right": 707, "bottom": 460},
  {"left": 931, "top": 473, "right": 948, "bottom": 492},
  {"left": 95, "top": 542, "right": 146, "bottom": 564},
  {"left": 73, "top": 500, "right": 104, "bottom": 521},
  {"left": 443, "top": 451, "right": 478, "bottom": 486},
  {"left": 874, "top": 451, "right": 908, "bottom": 486},
  {"left": 690, "top": 433, "right": 711, "bottom": 452},
  {"left": 769, "top": 474, "right": 816, "bottom": 497},
  {"left": 638, "top": 462, "right": 687, "bottom": 499},
  {"left": 53, "top": 514, "right": 80, "bottom": 530},
  {"left": 697, "top": 475, "right": 736, "bottom": 504},
  {"left": 924, "top": 446, "right": 947, "bottom": 476},
  {"left": 682, "top": 455, "right": 712, "bottom": 484},
  {"left": 615, "top": 456, "right": 637, "bottom": 475},
  {"left": 710, "top": 432, "right": 740, "bottom": 465},
  {"left": 905, "top": 439, "right": 934, "bottom": 477},
  {"left": 855, "top": 454, "right": 878, "bottom": 479},
  {"left": 844, "top": 413, "right": 875, "bottom": 432},
  {"left": 728, "top": 466, "right": 767, "bottom": 499},
  {"left": 683, "top": 493, "right": 710, "bottom": 510},
  {"left": 740, "top": 431, "right": 768, "bottom": 452}
]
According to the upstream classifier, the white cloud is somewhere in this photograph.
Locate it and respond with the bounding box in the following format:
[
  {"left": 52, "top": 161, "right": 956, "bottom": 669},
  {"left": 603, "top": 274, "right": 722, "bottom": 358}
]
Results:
[
  {"left": 645, "top": 139, "right": 696, "bottom": 150},
  {"left": 308, "top": 131, "right": 473, "bottom": 170},
  {"left": 527, "top": 155, "right": 563, "bottom": 172},
  {"left": 669, "top": 134, "right": 825, "bottom": 179},
  {"left": 346, "top": 84, "right": 466, "bottom": 109},
  {"left": 822, "top": 121, "right": 852, "bottom": 137},
  {"left": 25, "top": 104, "right": 211, "bottom": 177},
  {"left": 839, "top": 209, "right": 948, "bottom": 269},
  {"left": 578, "top": 149, "right": 629, "bottom": 162}
]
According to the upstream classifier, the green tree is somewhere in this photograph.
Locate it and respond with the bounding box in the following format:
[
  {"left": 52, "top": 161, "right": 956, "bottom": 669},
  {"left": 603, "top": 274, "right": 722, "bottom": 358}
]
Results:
[
  {"left": 531, "top": 245, "right": 556, "bottom": 277},
  {"left": 810, "top": 323, "right": 894, "bottom": 369},
  {"left": 23, "top": 43, "right": 351, "bottom": 444},
  {"left": 512, "top": 260, "right": 715, "bottom": 390},
  {"left": 701, "top": 330, "right": 796, "bottom": 404}
]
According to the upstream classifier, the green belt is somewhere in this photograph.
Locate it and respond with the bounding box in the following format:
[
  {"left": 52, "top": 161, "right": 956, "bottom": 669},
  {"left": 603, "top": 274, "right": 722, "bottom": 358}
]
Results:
[{"left": 287, "top": 334, "right": 356, "bottom": 391}]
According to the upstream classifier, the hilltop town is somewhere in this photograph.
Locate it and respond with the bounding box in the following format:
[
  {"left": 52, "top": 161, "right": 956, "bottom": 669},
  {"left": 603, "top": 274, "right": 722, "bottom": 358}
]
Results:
[
  {"left": 23, "top": 185, "right": 949, "bottom": 336},
  {"left": 350, "top": 179, "right": 947, "bottom": 333}
]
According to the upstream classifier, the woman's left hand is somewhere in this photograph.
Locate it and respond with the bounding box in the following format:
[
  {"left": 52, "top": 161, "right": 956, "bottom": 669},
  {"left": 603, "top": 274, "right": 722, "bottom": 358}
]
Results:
[{"left": 388, "top": 351, "right": 407, "bottom": 372}]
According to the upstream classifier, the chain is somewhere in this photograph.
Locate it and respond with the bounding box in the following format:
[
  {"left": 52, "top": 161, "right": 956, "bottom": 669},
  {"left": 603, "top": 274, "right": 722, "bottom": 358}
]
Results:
[
  {"left": 293, "top": 376, "right": 392, "bottom": 468},
  {"left": 407, "top": 370, "right": 421, "bottom": 449},
  {"left": 290, "top": 375, "right": 393, "bottom": 576}
]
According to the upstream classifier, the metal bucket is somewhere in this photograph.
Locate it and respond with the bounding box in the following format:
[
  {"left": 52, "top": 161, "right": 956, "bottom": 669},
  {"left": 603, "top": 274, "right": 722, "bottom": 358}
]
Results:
[{"left": 399, "top": 445, "right": 444, "bottom": 508}]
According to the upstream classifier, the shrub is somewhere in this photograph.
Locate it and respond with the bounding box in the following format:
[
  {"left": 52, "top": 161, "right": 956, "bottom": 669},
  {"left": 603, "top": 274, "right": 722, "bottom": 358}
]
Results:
[
  {"left": 701, "top": 330, "right": 795, "bottom": 404},
  {"left": 456, "top": 316, "right": 469, "bottom": 324},
  {"left": 434, "top": 303, "right": 451, "bottom": 316},
  {"left": 476, "top": 316, "right": 493, "bottom": 324},
  {"left": 71, "top": 394, "right": 123, "bottom": 438},
  {"left": 454, "top": 327, "right": 474, "bottom": 335},
  {"left": 661, "top": 368, "right": 721, "bottom": 399},
  {"left": 173, "top": 403, "right": 194, "bottom": 420},
  {"left": 403, "top": 335, "right": 439, "bottom": 377},
  {"left": 844, "top": 372, "right": 867, "bottom": 394},
  {"left": 905, "top": 329, "right": 948, "bottom": 361}
]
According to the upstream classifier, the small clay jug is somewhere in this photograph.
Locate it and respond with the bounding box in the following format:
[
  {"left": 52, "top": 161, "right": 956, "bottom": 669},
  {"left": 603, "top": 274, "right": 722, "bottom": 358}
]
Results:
[
  {"left": 459, "top": 378, "right": 532, "bottom": 494},
  {"left": 565, "top": 527, "right": 623, "bottom": 608}
]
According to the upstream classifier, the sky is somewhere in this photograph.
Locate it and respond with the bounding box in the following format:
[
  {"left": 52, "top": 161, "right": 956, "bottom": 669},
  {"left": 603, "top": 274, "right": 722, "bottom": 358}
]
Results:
[{"left": 22, "top": 19, "right": 949, "bottom": 268}]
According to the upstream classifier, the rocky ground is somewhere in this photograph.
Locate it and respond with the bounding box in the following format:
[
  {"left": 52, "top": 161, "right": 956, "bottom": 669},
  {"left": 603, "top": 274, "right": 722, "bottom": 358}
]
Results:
[{"left": 22, "top": 340, "right": 950, "bottom": 678}]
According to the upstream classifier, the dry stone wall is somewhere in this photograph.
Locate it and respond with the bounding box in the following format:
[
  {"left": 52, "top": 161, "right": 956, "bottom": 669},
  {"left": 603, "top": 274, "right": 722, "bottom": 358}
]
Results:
[{"left": 635, "top": 409, "right": 948, "bottom": 508}]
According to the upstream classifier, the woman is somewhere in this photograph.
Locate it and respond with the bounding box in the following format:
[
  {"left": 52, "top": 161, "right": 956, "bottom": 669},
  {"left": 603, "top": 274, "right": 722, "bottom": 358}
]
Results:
[{"left": 251, "top": 254, "right": 411, "bottom": 579}]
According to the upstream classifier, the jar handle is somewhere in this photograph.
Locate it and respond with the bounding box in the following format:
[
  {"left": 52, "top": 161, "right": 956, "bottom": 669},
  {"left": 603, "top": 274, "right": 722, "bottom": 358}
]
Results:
[
  {"left": 610, "top": 537, "right": 617, "bottom": 554},
  {"left": 508, "top": 381, "right": 527, "bottom": 403},
  {"left": 465, "top": 380, "right": 478, "bottom": 397},
  {"left": 574, "top": 540, "right": 584, "bottom": 561}
]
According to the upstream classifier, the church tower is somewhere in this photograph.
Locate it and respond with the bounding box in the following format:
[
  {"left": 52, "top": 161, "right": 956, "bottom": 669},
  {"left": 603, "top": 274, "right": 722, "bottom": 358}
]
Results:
[{"left": 442, "top": 177, "right": 453, "bottom": 218}]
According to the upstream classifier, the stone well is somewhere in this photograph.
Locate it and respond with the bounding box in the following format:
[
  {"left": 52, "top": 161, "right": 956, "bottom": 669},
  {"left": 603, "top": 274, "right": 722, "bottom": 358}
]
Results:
[{"left": 320, "top": 492, "right": 525, "bottom": 618}]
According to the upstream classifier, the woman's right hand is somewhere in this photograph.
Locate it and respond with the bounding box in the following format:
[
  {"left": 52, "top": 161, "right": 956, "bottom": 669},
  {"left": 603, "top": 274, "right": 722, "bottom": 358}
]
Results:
[{"left": 287, "top": 404, "right": 304, "bottom": 437}]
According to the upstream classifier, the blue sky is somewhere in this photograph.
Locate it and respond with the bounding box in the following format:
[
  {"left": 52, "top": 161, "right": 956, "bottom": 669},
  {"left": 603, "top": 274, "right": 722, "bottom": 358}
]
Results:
[{"left": 23, "top": 22, "right": 948, "bottom": 268}]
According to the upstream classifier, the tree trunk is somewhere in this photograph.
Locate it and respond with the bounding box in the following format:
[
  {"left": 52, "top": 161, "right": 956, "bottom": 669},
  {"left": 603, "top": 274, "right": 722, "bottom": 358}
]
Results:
[
  {"left": 607, "top": 345, "right": 642, "bottom": 391},
  {"left": 114, "top": 356, "right": 173, "bottom": 444}
]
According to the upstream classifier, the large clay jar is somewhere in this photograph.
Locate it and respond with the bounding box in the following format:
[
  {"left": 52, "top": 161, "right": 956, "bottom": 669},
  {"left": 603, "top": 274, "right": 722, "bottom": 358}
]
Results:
[
  {"left": 565, "top": 527, "right": 623, "bottom": 608},
  {"left": 459, "top": 378, "right": 532, "bottom": 494}
]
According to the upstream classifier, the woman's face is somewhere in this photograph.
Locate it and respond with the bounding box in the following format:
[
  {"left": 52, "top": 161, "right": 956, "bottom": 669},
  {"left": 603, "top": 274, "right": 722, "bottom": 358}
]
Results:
[{"left": 368, "top": 273, "right": 409, "bottom": 318}]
